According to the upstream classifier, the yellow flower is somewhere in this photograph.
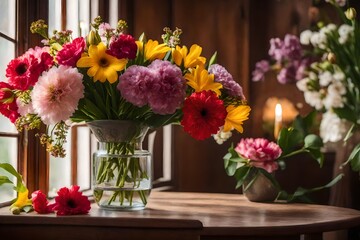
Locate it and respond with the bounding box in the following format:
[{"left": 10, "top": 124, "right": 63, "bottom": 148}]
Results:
[
  {"left": 143, "top": 39, "right": 170, "bottom": 61},
  {"left": 77, "top": 42, "right": 128, "bottom": 83},
  {"left": 173, "top": 44, "right": 206, "bottom": 69},
  {"left": 223, "top": 105, "right": 251, "bottom": 133},
  {"left": 10, "top": 188, "right": 32, "bottom": 214},
  {"left": 185, "top": 66, "right": 222, "bottom": 95}
]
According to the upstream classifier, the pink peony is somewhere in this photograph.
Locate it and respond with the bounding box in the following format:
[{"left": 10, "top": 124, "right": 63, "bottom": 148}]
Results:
[
  {"left": 235, "top": 138, "right": 282, "bottom": 173},
  {"left": 31, "top": 65, "right": 84, "bottom": 125},
  {"left": 106, "top": 34, "right": 137, "bottom": 60},
  {"left": 56, "top": 37, "right": 86, "bottom": 67}
]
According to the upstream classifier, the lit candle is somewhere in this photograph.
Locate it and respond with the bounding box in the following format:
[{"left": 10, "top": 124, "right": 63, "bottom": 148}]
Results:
[{"left": 274, "top": 103, "right": 282, "bottom": 139}]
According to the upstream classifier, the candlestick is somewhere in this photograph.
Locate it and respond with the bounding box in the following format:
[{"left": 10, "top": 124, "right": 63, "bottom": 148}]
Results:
[{"left": 274, "top": 103, "right": 282, "bottom": 139}]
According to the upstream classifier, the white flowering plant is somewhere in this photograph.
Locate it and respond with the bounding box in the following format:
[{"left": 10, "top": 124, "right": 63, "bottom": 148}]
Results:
[{"left": 295, "top": 0, "right": 360, "bottom": 171}]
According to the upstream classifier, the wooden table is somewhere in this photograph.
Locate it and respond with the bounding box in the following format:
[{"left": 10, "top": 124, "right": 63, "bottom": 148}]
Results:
[{"left": 1, "top": 191, "right": 360, "bottom": 240}]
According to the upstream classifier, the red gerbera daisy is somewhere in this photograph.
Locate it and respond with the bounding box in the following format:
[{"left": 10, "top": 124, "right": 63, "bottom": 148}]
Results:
[
  {"left": 52, "top": 185, "right": 91, "bottom": 216},
  {"left": 181, "top": 90, "right": 227, "bottom": 140}
]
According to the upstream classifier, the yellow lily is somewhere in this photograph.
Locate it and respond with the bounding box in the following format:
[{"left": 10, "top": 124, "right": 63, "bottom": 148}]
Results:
[
  {"left": 10, "top": 188, "right": 32, "bottom": 214},
  {"left": 76, "top": 42, "right": 128, "bottom": 83},
  {"left": 185, "top": 66, "right": 222, "bottom": 96},
  {"left": 143, "top": 39, "right": 170, "bottom": 61},
  {"left": 173, "top": 44, "right": 206, "bottom": 69},
  {"left": 223, "top": 105, "right": 251, "bottom": 133}
]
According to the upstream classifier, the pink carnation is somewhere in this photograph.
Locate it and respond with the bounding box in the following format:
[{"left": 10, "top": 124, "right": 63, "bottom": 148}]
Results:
[
  {"left": 147, "top": 60, "right": 186, "bottom": 114},
  {"left": 31, "top": 65, "right": 84, "bottom": 125},
  {"left": 118, "top": 65, "right": 154, "bottom": 107},
  {"left": 56, "top": 37, "right": 86, "bottom": 67},
  {"left": 118, "top": 60, "right": 186, "bottom": 115},
  {"left": 235, "top": 138, "right": 282, "bottom": 173}
]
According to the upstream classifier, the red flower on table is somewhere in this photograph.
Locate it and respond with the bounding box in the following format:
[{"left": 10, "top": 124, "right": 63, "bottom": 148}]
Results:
[
  {"left": 52, "top": 185, "right": 91, "bottom": 216},
  {"left": 31, "top": 190, "right": 55, "bottom": 214},
  {"left": 181, "top": 90, "right": 227, "bottom": 140}
]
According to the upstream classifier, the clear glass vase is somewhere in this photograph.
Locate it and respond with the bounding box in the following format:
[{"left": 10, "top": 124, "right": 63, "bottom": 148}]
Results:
[{"left": 88, "top": 120, "right": 152, "bottom": 211}]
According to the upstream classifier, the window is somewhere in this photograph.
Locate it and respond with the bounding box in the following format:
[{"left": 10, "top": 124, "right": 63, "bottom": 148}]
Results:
[{"left": 0, "top": 0, "right": 19, "bottom": 204}]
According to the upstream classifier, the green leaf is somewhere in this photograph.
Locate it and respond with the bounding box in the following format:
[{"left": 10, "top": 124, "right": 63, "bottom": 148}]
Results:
[
  {"left": 349, "top": 144, "right": 360, "bottom": 171},
  {"left": 333, "top": 106, "right": 357, "bottom": 123},
  {"left": 0, "top": 163, "right": 24, "bottom": 192},
  {"left": 258, "top": 168, "right": 280, "bottom": 189},
  {"left": 233, "top": 166, "right": 250, "bottom": 189},
  {"left": 277, "top": 127, "right": 303, "bottom": 155},
  {"left": 207, "top": 51, "right": 217, "bottom": 67},
  {"left": 0, "top": 175, "right": 13, "bottom": 186},
  {"left": 307, "top": 149, "right": 324, "bottom": 167},
  {"left": 278, "top": 174, "right": 343, "bottom": 203},
  {"left": 304, "top": 134, "right": 323, "bottom": 149},
  {"left": 292, "top": 111, "right": 317, "bottom": 137},
  {"left": 22, "top": 205, "right": 33, "bottom": 213},
  {"left": 225, "top": 161, "right": 238, "bottom": 176}
]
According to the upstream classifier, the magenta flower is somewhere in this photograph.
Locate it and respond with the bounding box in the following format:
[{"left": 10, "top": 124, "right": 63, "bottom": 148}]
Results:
[
  {"left": 56, "top": 37, "right": 86, "bottom": 67},
  {"left": 0, "top": 82, "right": 19, "bottom": 123},
  {"left": 31, "top": 65, "right": 84, "bottom": 125},
  {"left": 235, "top": 138, "right": 282, "bottom": 173},
  {"left": 208, "top": 64, "right": 245, "bottom": 99},
  {"left": 107, "top": 34, "right": 137, "bottom": 60}
]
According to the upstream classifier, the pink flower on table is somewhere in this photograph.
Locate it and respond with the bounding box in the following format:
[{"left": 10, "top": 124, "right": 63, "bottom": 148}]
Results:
[
  {"left": 31, "top": 65, "right": 84, "bottom": 125},
  {"left": 52, "top": 185, "right": 91, "bottom": 216},
  {"left": 251, "top": 60, "right": 270, "bottom": 82},
  {"left": 56, "top": 37, "right": 86, "bottom": 67},
  {"left": 106, "top": 34, "right": 137, "bottom": 60},
  {"left": 235, "top": 138, "right": 282, "bottom": 173},
  {"left": 31, "top": 190, "right": 55, "bottom": 214}
]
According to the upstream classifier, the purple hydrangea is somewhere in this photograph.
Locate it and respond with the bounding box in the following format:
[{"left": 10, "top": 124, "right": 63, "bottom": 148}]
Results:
[
  {"left": 251, "top": 60, "right": 270, "bottom": 82},
  {"left": 208, "top": 64, "right": 245, "bottom": 99},
  {"left": 147, "top": 60, "right": 186, "bottom": 114},
  {"left": 118, "top": 60, "right": 186, "bottom": 115}
]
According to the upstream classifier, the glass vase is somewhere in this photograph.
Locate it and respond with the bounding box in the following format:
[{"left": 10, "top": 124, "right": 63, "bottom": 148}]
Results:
[{"left": 88, "top": 120, "right": 152, "bottom": 211}]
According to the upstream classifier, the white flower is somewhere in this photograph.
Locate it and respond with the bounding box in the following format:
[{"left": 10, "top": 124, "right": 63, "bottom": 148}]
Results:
[
  {"left": 16, "top": 98, "right": 34, "bottom": 116},
  {"left": 333, "top": 71, "right": 345, "bottom": 81},
  {"left": 304, "top": 91, "right": 323, "bottom": 110},
  {"left": 296, "top": 78, "right": 310, "bottom": 91},
  {"left": 310, "top": 31, "right": 327, "bottom": 49},
  {"left": 338, "top": 24, "right": 354, "bottom": 44},
  {"left": 212, "top": 127, "right": 232, "bottom": 144},
  {"left": 319, "top": 71, "right": 333, "bottom": 86},
  {"left": 300, "top": 30, "right": 313, "bottom": 45},
  {"left": 320, "top": 111, "right": 349, "bottom": 143}
]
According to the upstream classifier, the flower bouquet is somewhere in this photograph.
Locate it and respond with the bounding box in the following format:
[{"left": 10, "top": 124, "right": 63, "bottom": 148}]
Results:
[
  {"left": 224, "top": 117, "right": 343, "bottom": 202},
  {"left": 0, "top": 17, "right": 250, "bottom": 209}
]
